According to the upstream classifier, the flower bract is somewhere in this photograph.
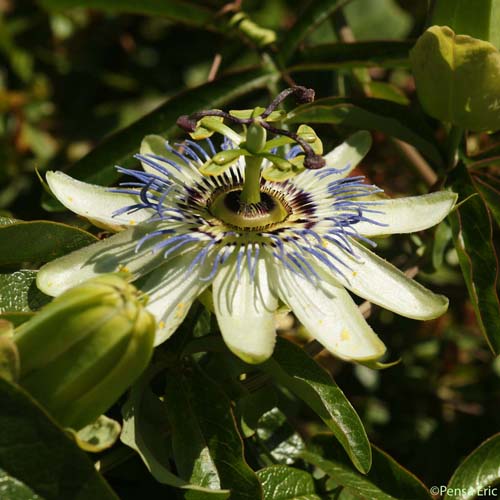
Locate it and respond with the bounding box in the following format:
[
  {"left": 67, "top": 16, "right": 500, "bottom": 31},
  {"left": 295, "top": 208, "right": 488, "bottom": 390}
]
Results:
[{"left": 37, "top": 131, "right": 457, "bottom": 365}]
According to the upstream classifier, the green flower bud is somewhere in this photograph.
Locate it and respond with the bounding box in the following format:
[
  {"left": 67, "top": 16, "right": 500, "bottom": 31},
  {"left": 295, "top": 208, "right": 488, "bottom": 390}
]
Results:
[
  {"left": 410, "top": 26, "right": 500, "bottom": 132},
  {"left": 15, "top": 274, "right": 155, "bottom": 430}
]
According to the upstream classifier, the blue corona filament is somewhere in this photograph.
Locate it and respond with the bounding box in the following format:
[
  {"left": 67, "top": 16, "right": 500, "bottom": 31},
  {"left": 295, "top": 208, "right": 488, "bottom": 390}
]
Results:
[{"left": 111, "top": 138, "right": 386, "bottom": 284}]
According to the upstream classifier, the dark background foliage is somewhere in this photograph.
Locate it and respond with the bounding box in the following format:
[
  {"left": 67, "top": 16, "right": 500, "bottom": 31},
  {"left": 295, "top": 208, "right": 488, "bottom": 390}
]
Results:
[{"left": 1, "top": 0, "right": 499, "bottom": 498}]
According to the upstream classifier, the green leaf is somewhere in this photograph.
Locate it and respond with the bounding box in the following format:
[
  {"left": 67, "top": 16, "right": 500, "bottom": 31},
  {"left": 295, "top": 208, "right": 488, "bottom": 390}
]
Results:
[
  {"left": 0, "top": 271, "right": 50, "bottom": 314},
  {"left": 302, "top": 436, "right": 432, "bottom": 500},
  {"left": 39, "top": 0, "right": 214, "bottom": 28},
  {"left": 290, "top": 41, "right": 412, "bottom": 72},
  {"left": 344, "top": 0, "right": 412, "bottom": 40},
  {"left": 365, "top": 82, "right": 409, "bottom": 105},
  {"left": 263, "top": 338, "right": 371, "bottom": 474},
  {"left": 280, "top": 0, "right": 344, "bottom": 63},
  {"left": 120, "top": 364, "right": 229, "bottom": 497},
  {"left": 0, "top": 216, "right": 21, "bottom": 226},
  {"left": 448, "top": 162, "right": 500, "bottom": 353},
  {"left": 0, "top": 377, "right": 118, "bottom": 500},
  {"left": 0, "top": 468, "right": 44, "bottom": 500},
  {"left": 432, "top": 0, "right": 500, "bottom": 50},
  {"left": 285, "top": 97, "right": 442, "bottom": 166},
  {"left": 0, "top": 221, "right": 97, "bottom": 266},
  {"left": 164, "top": 365, "right": 262, "bottom": 500},
  {"left": 254, "top": 407, "right": 306, "bottom": 465},
  {"left": 237, "top": 386, "right": 277, "bottom": 438},
  {"left": 470, "top": 169, "right": 500, "bottom": 226},
  {"left": 445, "top": 433, "right": 500, "bottom": 500},
  {"left": 257, "top": 465, "right": 321, "bottom": 500},
  {"left": 46, "top": 66, "right": 278, "bottom": 203}
]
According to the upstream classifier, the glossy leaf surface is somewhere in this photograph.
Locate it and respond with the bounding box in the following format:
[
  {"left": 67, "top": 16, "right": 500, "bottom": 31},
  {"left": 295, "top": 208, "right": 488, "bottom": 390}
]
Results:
[
  {"left": 0, "top": 220, "right": 97, "bottom": 266},
  {"left": 286, "top": 97, "right": 442, "bottom": 165},
  {"left": 164, "top": 365, "right": 262, "bottom": 500},
  {"left": 445, "top": 433, "right": 500, "bottom": 500},
  {"left": 302, "top": 436, "right": 431, "bottom": 499},
  {"left": 257, "top": 466, "right": 320, "bottom": 500},
  {"left": 0, "top": 378, "right": 118, "bottom": 500},
  {"left": 263, "top": 338, "right": 371, "bottom": 474},
  {"left": 448, "top": 163, "right": 500, "bottom": 353}
]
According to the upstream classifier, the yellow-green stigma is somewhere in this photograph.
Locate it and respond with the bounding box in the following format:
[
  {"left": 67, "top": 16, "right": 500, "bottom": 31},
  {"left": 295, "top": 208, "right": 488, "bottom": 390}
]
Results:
[{"left": 210, "top": 188, "right": 289, "bottom": 230}]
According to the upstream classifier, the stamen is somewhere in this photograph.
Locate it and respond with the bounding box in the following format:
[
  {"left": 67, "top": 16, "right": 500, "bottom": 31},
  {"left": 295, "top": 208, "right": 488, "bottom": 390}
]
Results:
[{"left": 112, "top": 137, "right": 387, "bottom": 287}]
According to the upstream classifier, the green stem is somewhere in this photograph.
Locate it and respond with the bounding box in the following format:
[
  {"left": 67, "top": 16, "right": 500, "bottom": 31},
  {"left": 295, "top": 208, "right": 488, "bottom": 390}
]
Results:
[{"left": 240, "top": 155, "right": 263, "bottom": 204}]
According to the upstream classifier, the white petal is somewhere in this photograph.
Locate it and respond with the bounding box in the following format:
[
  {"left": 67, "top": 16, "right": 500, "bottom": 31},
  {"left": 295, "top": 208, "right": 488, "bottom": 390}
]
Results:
[
  {"left": 291, "top": 131, "right": 372, "bottom": 193},
  {"left": 324, "top": 241, "right": 449, "bottom": 320},
  {"left": 137, "top": 253, "right": 211, "bottom": 346},
  {"left": 46, "top": 171, "right": 151, "bottom": 230},
  {"left": 276, "top": 266, "right": 386, "bottom": 361},
  {"left": 37, "top": 225, "right": 170, "bottom": 296},
  {"left": 140, "top": 135, "right": 199, "bottom": 185},
  {"left": 354, "top": 191, "right": 458, "bottom": 236},
  {"left": 213, "top": 252, "right": 278, "bottom": 364},
  {"left": 323, "top": 130, "right": 372, "bottom": 177}
]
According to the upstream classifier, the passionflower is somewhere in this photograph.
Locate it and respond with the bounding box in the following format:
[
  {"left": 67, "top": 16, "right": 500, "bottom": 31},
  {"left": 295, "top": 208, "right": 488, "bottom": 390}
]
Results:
[{"left": 37, "top": 89, "right": 456, "bottom": 365}]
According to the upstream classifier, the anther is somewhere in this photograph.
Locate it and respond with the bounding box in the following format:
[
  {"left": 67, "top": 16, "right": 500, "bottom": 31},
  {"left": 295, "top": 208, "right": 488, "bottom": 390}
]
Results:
[
  {"left": 176, "top": 115, "right": 197, "bottom": 133},
  {"left": 304, "top": 155, "right": 326, "bottom": 169}
]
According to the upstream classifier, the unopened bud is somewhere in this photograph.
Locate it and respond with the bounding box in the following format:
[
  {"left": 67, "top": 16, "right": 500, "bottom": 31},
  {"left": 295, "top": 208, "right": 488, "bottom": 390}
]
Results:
[
  {"left": 410, "top": 26, "right": 500, "bottom": 132},
  {"left": 15, "top": 274, "right": 155, "bottom": 430}
]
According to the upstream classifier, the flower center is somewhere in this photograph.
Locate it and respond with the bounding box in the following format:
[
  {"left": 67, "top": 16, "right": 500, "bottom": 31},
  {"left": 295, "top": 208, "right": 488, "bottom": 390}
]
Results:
[{"left": 209, "top": 188, "right": 289, "bottom": 230}]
